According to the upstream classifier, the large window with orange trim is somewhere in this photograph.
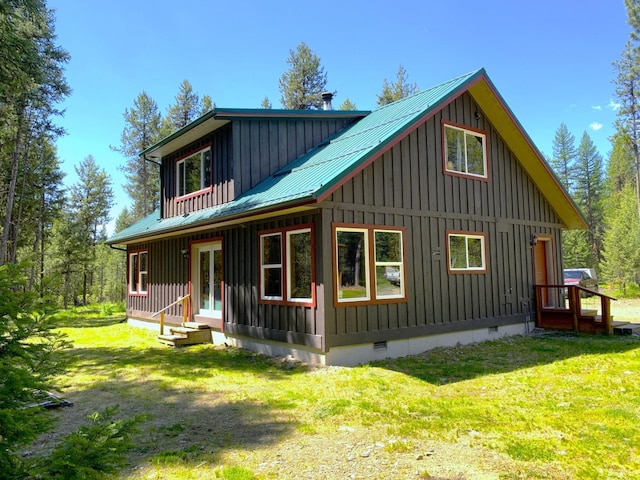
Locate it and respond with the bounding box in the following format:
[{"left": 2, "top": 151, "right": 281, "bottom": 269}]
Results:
[{"left": 334, "top": 224, "right": 406, "bottom": 305}]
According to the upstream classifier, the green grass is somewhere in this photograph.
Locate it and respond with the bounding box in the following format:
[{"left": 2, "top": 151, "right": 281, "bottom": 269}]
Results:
[{"left": 41, "top": 305, "right": 640, "bottom": 479}]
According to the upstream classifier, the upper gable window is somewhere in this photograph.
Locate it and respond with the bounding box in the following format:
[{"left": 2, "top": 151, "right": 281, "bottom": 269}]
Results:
[
  {"left": 443, "top": 124, "right": 487, "bottom": 178},
  {"left": 176, "top": 147, "right": 212, "bottom": 198}
]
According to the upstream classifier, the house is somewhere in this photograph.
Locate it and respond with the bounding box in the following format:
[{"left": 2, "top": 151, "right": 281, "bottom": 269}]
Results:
[{"left": 107, "top": 68, "right": 587, "bottom": 366}]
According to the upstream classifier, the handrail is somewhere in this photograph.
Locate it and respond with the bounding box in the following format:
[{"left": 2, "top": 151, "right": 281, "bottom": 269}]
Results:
[
  {"left": 152, "top": 294, "right": 190, "bottom": 318},
  {"left": 535, "top": 285, "right": 616, "bottom": 334},
  {"left": 152, "top": 294, "right": 190, "bottom": 335}
]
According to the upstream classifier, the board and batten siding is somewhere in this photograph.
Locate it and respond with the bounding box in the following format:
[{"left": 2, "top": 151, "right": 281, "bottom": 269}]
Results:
[
  {"left": 126, "top": 237, "right": 190, "bottom": 323},
  {"left": 320, "top": 92, "right": 563, "bottom": 348},
  {"left": 223, "top": 212, "right": 324, "bottom": 350},
  {"left": 161, "top": 118, "right": 357, "bottom": 219},
  {"left": 125, "top": 212, "right": 326, "bottom": 349},
  {"left": 232, "top": 118, "right": 356, "bottom": 195},
  {"left": 162, "top": 123, "right": 233, "bottom": 218}
]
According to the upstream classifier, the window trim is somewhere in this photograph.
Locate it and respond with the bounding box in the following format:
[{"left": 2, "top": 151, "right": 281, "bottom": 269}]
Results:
[
  {"left": 446, "top": 230, "right": 488, "bottom": 274},
  {"left": 259, "top": 231, "right": 284, "bottom": 302},
  {"left": 442, "top": 121, "right": 489, "bottom": 181},
  {"left": 128, "top": 250, "right": 149, "bottom": 296},
  {"left": 333, "top": 223, "right": 407, "bottom": 307},
  {"left": 258, "top": 224, "right": 316, "bottom": 307},
  {"left": 175, "top": 145, "right": 213, "bottom": 200}
]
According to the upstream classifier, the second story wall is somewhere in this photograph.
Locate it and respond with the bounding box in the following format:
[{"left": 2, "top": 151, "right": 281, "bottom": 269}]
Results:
[
  {"left": 162, "top": 123, "right": 233, "bottom": 218},
  {"left": 161, "top": 115, "right": 360, "bottom": 219}
]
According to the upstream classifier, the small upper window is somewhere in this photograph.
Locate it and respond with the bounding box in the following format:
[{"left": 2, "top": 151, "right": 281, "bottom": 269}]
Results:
[
  {"left": 176, "top": 147, "right": 211, "bottom": 197},
  {"left": 444, "top": 124, "right": 487, "bottom": 178},
  {"left": 447, "top": 232, "right": 487, "bottom": 273}
]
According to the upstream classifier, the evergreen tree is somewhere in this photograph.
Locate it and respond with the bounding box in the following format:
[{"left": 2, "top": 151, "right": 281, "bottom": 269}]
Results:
[
  {"left": 0, "top": 263, "right": 70, "bottom": 477},
  {"left": 260, "top": 96, "right": 272, "bottom": 109},
  {"left": 278, "top": 42, "right": 329, "bottom": 110},
  {"left": 376, "top": 65, "right": 418, "bottom": 106},
  {"left": 0, "top": 0, "right": 69, "bottom": 265},
  {"left": 69, "top": 156, "right": 114, "bottom": 305},
  {"left": 162, "top": 79, "right": 205, "bottom": 134},
  {"left": 550, "top": 123, "right": 577, "bottom": 193},
  {"left": 573, "top": 132, "right": 604, "bottom": 266},
  {"left": 112, "top": 92, "right": 162, "bottom": 220},
  {"left": 339, "top": 98, "right": 357, "bottom": 110},
  {"left": 600, "top": 184, "right": 640, "bottom": 295}
]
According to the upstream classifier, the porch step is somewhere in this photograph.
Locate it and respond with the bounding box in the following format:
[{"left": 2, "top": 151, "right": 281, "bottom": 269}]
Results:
[
  {"left": 158, "top": 325, "right": 212, "bottom": 347},
  {"left": 613, "top": 322, "right": 640, "bottom": 335},
  {"left": 580, "top": 309, "right": 598, "bottom": 317},
  {"left": 182, "top": 322, "right": 210, "bottom": 330}
]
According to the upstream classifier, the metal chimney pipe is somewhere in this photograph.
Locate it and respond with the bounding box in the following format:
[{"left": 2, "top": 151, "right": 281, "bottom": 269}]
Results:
[{"left": 321, "top": 92, "right": 333, "bottom": 110}]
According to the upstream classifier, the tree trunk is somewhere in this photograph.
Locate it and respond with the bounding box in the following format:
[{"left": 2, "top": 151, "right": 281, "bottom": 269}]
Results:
[{"left": 1, "top": 108, "right": 24, "bottom": 265}]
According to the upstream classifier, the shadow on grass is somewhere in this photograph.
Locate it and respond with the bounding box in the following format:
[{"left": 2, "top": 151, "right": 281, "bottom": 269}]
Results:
[
  {"left": 371, "top": 332, "right": 640, "bottom": 385},
  {"left": 33, "top": 377, "right": 293, "bottom": 476},
  {"left": 52, "top": 314, "right": 127, "bottom": 328}
]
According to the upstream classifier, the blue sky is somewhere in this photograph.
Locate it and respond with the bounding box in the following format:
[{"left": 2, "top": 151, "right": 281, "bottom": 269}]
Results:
[{"left": 48, "top": 0, "right": 629, "bottom": 224}]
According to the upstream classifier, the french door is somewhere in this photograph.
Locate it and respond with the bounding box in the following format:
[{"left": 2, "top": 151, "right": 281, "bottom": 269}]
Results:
[{"left": 193, "top": 242, "right": 223, "bottom": 320}]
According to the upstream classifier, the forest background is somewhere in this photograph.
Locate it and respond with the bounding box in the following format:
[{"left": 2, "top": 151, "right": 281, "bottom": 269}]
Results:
[{"left": 3, "top": 0, "right": 640, "bottom": 308}]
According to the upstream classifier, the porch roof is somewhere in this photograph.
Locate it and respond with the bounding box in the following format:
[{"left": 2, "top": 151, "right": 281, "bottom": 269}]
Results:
[{"left": 108, "top": 68, "right": 586, "bottom": 245}]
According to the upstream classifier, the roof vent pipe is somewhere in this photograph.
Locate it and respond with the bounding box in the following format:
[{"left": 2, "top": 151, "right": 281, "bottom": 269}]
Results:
[{"left": 321, "top": 92, "right": 334, "bottom": 110}]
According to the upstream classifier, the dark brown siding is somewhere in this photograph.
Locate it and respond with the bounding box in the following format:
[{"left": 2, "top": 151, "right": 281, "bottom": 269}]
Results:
[
  {"left": 126, "top": 212, "right": 325, "bottom": 349},
  {"left": 162, "top": 124, "right": 233, "bottom": 218},
  {"left": 127, "top": 237, "right": 190, "bottom": 323},
  {"left": 232, "top": 118, "right": 354, "bottom": 195},
  {"left": 161, "top": 118, "right": 356, "bottom": 219},
  {"left": 321, "top": 92, "right": 564, "bottom": 348}
]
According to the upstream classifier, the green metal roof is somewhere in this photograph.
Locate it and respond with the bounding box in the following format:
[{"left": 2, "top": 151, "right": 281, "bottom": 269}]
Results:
[
  {"left": 109, "top": 67, "right": 585, "bottom": 245},
  {"left": 108, "top": 69, "right": 484, "bottom": 245}
]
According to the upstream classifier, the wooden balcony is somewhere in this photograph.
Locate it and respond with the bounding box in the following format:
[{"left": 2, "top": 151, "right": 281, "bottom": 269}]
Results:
[{"left": 535, "top": 285, "right": 616, "bottom": 334}]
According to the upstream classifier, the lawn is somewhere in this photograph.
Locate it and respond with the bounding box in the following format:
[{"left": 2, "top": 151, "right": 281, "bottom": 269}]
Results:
[{"left": 33, "top": 305, "right": 640, "bottom": 479}]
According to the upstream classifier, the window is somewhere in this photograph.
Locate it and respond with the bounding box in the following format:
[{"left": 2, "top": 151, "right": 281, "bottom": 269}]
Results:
[
  {"left": 259, "top": 225, "right": 314, "bottom": 305},
  {"left": 176, "top": 146, "right": 211, "bottom": 197},
  {"left": 443, "top": 123, "right": 487, "bottom": 178},
  {"left": 334, "top": 224, "right": 406, "bottom": 305},
  {"left": 129, "top": 251, "right": 148, "bottom": 294},
  {"left": 260, "top": 233, "right": 282, "bottom": 301},
  {"left": 447, "top": 231, "right": 487, "bottom": 273}
]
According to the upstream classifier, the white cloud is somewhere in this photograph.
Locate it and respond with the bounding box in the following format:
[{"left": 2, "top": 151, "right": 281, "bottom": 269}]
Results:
[
  {"left": 590, "top": 122, "right": 603, "bottom": 131},
  {"left": 592, "top": 105, "right": 602, "bottom": 110},
  {"left": 608, "top": 99, "right": 621, "bottom": 111}
]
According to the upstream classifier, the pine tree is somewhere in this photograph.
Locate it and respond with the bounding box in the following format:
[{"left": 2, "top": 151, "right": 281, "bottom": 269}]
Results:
[
  {"left": 112, "top": 92, "right": 162, "bottom": 220},
  {"left": 278, "top": 42, "right": 329, "bottom": 110},
  {"left": 260, "top": 96, "right": 272, "bottom": 109},
  {"left": 339, "top": 98, "right": 357, "bottom": 110},
  {"left": 573, "top": 132, "right": 604, "bottom": 266},
  {"left": 0, "top": 0, "right": 69, "bottom": 265},
  {"left": 162, "top": 80, "right": 206, "bottom": 134},
  {"left": 550, "top": 123, "right": 577, "bottom": 193},
  {"left": 376, "top": 65, "right": 418, "bottom": 106},
  {"left": 600, "top": 184, "right": 640, "bottom": 295},
  {"left": 69, "top": 156, "right": 114, "bottom": 305}
]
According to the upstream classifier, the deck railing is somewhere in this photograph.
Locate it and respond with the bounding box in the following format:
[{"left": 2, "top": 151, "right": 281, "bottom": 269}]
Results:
[
  {"left": 151, "top": 295, "right": 190, "bottom": 335},
  {"left": 535, "top": 285, "right": 616, "bottom": 334}
]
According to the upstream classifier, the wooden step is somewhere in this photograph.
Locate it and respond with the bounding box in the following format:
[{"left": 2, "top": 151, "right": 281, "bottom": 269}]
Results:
[
  {"left": 182, "top": 322, "right": 210, "bottom": 329},
  {"left": 580, "top": 309, "right": 598, "bottom": 317},
  {"left": 614, "top": 323, "right": 640, "bottom": 335},
  {"left": 158, "top": 333, "right": 191, "bottom": 347}
]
